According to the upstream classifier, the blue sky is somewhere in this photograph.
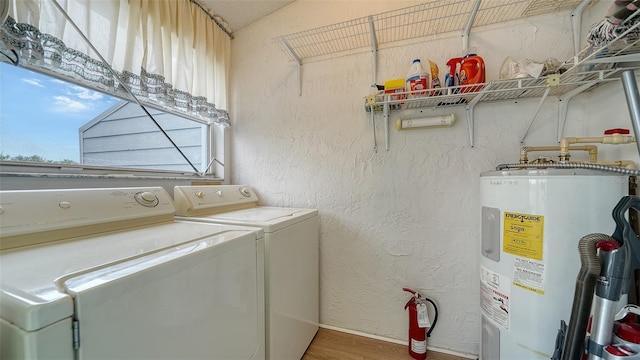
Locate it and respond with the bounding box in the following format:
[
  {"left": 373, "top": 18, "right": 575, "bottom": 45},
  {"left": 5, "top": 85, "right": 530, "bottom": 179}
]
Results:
[{"left": 0, "top": 62, "right": 119, "bottom": 162}]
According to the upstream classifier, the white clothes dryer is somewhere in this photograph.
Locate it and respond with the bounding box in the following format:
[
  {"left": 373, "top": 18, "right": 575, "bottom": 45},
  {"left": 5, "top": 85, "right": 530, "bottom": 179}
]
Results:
[
  {"left": 0, "top": 187, "right": 264, "bottom": 360},
  {"left": 174, "top": 185, "right": 319, "bottom": 360}
]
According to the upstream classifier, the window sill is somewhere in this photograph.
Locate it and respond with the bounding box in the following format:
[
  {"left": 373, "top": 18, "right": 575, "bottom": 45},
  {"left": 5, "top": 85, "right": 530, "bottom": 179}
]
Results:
[{"left": 0, "top": 161, "right": 222, "bottom": 191}]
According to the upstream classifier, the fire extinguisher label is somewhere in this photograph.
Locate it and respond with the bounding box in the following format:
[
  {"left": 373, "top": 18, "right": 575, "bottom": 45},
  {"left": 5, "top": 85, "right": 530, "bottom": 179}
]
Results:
[
  {"left": 411, "top": 338, "right": 427, "bottom": 354},
  {"left": 417, "top": 302, "right": 431, "bottom": 328}
]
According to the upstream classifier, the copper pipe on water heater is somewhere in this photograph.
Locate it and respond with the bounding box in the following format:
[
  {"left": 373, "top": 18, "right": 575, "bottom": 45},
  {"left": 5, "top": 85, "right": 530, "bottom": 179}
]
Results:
[
  {"left": 559, "top": 135, "right": 636, "bottom": 162},
  {"left": 520, "top": 145, "right": 598, "bottom": 164}
]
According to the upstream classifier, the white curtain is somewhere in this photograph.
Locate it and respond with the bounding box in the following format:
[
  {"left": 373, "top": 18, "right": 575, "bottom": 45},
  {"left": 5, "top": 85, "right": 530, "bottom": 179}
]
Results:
[{"left": 1, "top": 0, "right": 230, "bottom": 125}]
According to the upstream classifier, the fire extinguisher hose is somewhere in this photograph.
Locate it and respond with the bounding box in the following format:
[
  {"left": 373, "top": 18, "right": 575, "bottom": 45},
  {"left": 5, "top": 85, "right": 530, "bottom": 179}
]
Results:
[
  {"left": 402, "top": 287, "right": 439, "bottom": 336},
  {"left": 424, "top": 297, "right": 438, "bottom": 337}
]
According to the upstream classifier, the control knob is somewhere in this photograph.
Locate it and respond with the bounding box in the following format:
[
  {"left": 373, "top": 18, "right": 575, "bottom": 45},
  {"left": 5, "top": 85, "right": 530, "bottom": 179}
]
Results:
[
  {"left": 239, "top": 187, "right": 251, "bottom": 197},
  {"left": 134, "top": 191, "right": 159, "bottom": 207}
]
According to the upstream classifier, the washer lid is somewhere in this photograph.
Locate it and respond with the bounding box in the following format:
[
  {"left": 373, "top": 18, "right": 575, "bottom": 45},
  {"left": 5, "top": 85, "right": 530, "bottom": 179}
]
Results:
[
  {"left": 0, "top": 221, "right": 259, "bottom": 331},
  {"left": 188, "top": 206, "right": 318, "bottom": 232}
]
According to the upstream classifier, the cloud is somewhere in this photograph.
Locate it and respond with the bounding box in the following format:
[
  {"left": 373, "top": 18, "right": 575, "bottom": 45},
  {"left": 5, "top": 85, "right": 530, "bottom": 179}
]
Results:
[
  {"left": 69, "top": 85, "right": 104, "bottom": 100},
  {"left": 22, "top": 78, "right": 44, "bottom": 87},
  {"left": 52, "top": 96, "right": 91, "bottom": 112},
  {"left": 48, "top": 79, "right": 105, "bottom": 100}
]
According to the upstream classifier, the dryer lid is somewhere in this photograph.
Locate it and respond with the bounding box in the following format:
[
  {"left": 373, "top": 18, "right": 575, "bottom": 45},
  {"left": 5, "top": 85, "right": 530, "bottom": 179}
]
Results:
[{"left": 198, "top": 206, "right": 317, "bottom": 232}]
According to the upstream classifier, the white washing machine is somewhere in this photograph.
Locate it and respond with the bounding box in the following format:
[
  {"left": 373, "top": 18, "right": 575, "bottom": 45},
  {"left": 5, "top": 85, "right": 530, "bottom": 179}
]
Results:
[
  {"left": 0, "top": 187, "right": 265, "bottom": 360},
  {"left": 174, "top": 185, "right": 319, "bottom": 360}
]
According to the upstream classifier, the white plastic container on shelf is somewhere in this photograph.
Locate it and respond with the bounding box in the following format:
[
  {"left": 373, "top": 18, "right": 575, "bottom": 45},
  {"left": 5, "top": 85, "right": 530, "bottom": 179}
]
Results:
[{"left": 405, "top": 58, "right": 430, "bottom": 97}]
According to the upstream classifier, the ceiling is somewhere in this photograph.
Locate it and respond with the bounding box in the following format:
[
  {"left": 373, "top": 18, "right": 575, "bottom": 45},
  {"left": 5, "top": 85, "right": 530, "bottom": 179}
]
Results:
[{"left": 199, "top": 0, "right": 295, "bottom": 33}]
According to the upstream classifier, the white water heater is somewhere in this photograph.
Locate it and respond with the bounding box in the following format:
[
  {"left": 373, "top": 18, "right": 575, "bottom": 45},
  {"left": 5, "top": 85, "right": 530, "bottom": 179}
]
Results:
[{"left": 480, "top": 169, "right": 628, "bottom": 360}]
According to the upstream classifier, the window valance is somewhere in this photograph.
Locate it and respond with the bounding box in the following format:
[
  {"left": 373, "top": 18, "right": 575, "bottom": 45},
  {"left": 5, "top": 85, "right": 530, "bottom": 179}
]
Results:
[{"left": 0, "top": 0, "right": 230, "bottom": 126}]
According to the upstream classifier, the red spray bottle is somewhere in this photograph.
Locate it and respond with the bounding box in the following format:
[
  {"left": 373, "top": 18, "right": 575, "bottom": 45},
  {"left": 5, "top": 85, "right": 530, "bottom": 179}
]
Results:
[{"left": 444, "top": 57, "right": 462, "bottom": 89}]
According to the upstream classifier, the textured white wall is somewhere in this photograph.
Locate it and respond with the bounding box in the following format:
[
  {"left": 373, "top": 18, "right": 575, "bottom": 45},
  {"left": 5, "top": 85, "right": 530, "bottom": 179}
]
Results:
[{"left": 229, "top": 1, "right": 640, "bottom": 356}]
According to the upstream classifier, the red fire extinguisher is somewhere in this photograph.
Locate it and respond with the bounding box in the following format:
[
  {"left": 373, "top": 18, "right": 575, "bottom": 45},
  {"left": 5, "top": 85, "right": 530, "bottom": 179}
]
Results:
[{"left": 403, "top": 288, "right": 438, "bottom": 360}]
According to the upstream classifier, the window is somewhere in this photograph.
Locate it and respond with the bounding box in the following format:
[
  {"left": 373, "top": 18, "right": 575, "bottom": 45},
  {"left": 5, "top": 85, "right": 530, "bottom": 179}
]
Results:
[
  {"left": 1, "top": 62, "right": 118, "bottom": 164},
  {"left": 0, "top": 61, "right": 213, "bottom": 174},
  {"left": 0, "top": 0, "right": 231, "bottom": 180}
]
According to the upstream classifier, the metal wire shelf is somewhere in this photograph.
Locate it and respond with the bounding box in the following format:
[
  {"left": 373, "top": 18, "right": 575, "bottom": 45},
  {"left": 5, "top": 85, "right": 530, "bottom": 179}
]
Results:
[
  {"left": 365, "top": 67, "right": 638, "bottom": 111},
  {"left": 363, "top": 65, "right": 640, "bottom": 150},
  {"left": 274, "top": 1, "right": 640, "bottom": 150},
  {"left": 564, "top": 11, "right": 640, "bottom": 72},
  {"left": 357, "top": 4, "right": 640, "bottom": 152},
  {"left": 274, "top": 0, "right": 584, "bottom": 62},
  {"left": 363, "top": 8, "right": 640, "bottom": 112}
]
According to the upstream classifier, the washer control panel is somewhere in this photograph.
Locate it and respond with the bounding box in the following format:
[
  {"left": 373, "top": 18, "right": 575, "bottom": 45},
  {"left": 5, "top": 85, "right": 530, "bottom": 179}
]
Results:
[{"left": 0, "top": 187, "right": 174, "bottom": 238}]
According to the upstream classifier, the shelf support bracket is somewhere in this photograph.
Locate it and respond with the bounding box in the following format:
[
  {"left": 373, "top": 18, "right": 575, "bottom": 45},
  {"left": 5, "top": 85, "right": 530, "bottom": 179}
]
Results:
[
  {"left": 383, "top": 96, "right": 390, "bottom": 151},
  {"left": 369, "top": 16, "right": 379, "bottom": 85},
  {"left": 465, "top": 83, "right": 492, "bottom": 147},
  {"left": 461, "top": 0, "right": 482, "bottom": 53},
  {"left": 466, "top": 103, "right": 476, "bottom": 147},
  {"left": 366, "top": 96, "right": 378, "bottom": 153},
  {"left": 557, "top": 80, "right": 597, "bottom": 142},
  {"left": 281, "top": 38, "right": 303, "bottom": 96},
  {"left": 520, "top": 75, "right": 561, "bottom": 144},
  {"left": 371, "top": 108, "right": 378, "bottom": 153},
  {"left": 520, "top": 86, "right": 551, "bottom": 144},
  {"left": 571, "top": 0, "right": 591, "bottom": 55}
]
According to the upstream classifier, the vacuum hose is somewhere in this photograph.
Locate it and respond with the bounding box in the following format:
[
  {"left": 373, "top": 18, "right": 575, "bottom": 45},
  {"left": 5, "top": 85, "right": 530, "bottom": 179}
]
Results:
[{"left": 561, "top": 233, "right": 612, "bottom": 360}]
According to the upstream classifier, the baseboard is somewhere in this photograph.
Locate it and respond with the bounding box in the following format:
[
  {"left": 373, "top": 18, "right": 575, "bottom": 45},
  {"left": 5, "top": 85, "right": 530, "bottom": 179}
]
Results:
[{"left": 319, "top": 323, "right": 478, "bottom": 359}]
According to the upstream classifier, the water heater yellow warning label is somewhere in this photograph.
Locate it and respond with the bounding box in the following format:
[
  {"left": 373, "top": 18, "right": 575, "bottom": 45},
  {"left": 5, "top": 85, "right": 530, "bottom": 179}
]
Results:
[{"left": 503, "top": 212, "right": 544, "bottom": 260}]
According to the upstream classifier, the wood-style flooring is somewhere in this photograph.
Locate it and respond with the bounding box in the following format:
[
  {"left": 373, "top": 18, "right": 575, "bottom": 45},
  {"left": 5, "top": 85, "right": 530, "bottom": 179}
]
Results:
[{"left": 302, "top": 328, "right": 471, "bottom": 360}]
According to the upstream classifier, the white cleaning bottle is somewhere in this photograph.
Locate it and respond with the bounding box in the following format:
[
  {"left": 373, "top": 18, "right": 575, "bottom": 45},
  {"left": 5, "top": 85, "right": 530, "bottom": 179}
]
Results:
[{"left": 405, "top": 59, "right": 431, "bottom": 97}]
